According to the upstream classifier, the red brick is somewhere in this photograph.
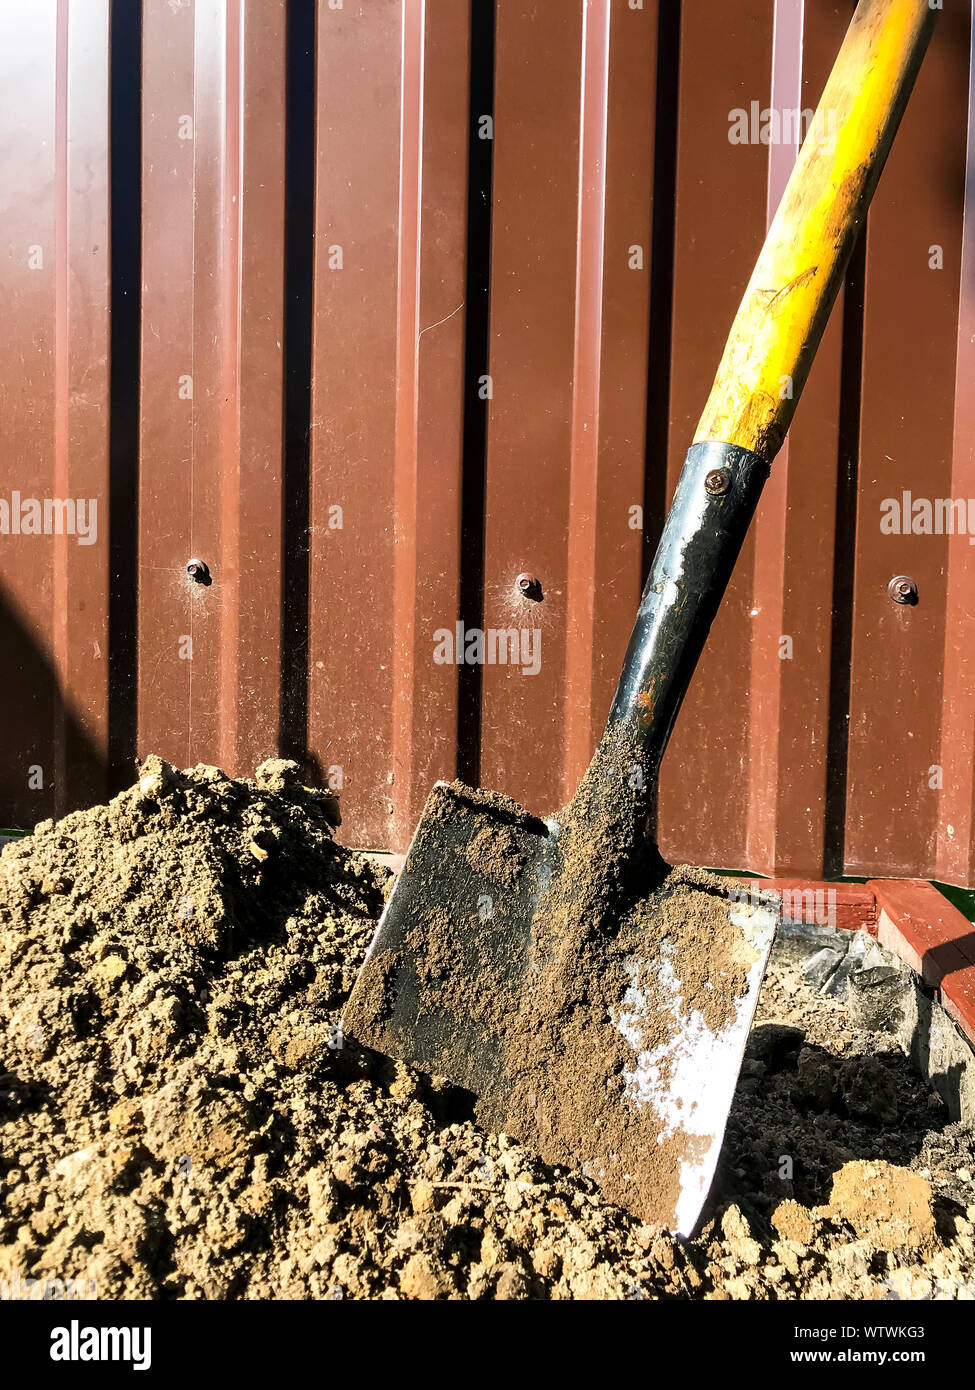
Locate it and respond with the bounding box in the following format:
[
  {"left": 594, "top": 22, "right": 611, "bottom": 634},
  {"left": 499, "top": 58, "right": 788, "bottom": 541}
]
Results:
[
  {"left": 942, "top": 963, "right": 975, "bottom": 1037},
  {"left": 869, "top": 879, "right": 975, "bottom": 1045},
  {"left": 734, "top": 878, "right": 878, "bottom": 934}
]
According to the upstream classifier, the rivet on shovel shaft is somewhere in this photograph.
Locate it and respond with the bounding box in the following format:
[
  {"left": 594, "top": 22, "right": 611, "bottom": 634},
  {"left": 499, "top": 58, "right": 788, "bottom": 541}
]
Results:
[
  {"left": 704, "top": 468, "right": 732, "bottom": 496},
  {"left": 888, "top": 574, "right": 918, "bottom": 606}
]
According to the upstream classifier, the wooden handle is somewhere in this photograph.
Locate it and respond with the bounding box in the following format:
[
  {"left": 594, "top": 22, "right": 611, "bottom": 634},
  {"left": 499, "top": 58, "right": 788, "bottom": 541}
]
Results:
[{"left": 694, "top": 0, "right": 936, "bottom": 463}]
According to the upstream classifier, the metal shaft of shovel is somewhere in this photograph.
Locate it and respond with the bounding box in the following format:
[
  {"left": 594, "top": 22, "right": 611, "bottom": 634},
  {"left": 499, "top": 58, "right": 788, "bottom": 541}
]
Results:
[{"left": 344, "top": 0, "right": 937, "bottom": 1235}]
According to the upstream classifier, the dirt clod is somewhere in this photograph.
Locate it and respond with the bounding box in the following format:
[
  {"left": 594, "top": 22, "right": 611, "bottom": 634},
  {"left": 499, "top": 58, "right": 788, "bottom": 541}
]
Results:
[
  {"left": 828, "top": 1160, "right": 937, "bottom": 1251},
  {"left": 771, "top": 1199, "right": 815, "bottom": 1245}
]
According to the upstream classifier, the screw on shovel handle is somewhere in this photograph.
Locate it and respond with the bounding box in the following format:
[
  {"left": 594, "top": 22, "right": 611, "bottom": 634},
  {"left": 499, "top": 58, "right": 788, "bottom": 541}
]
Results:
[{"left": 590, "top": 0, "right": 937, "bottom": 826}]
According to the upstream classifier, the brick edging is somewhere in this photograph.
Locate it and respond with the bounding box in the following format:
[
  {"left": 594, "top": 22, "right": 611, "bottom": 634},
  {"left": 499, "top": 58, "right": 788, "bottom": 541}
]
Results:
[
  {"left": 731, "top": 875, "right": 975, "bottom": 1047},
  {"left": 748, "top": 878, "right": 878, "bottom": 935},
  {"left": 869, "top": 879, "right": 975, "bottom": 1043}
]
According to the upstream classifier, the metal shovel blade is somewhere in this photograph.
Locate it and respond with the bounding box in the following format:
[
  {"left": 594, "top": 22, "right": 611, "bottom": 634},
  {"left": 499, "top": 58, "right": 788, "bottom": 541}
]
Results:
[{"left": 344, "top": 779, "right": 778, "bottom": 1236}]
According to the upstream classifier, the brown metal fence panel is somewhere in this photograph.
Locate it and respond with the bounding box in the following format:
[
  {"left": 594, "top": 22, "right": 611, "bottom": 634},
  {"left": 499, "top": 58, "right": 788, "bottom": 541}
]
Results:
[
  {"left": 0, "top": 1, "right": 110, "bottom": 825},
  {"left": 308, "top": 0, "right": 404, "bottom": 846},
  {"left": 941, "top": 0, "right": 975, "bottom": 889},
  {"left": 844, "top": 0, "right": 970, "bottom": 879},
  {"left": 657, "top": 0, "right": 778, "bottom": 869},
  {"left": 308, "top": 0, "right": 470, "bottom": 850},
  {"left": 139, "top": 0, "right": 287, "bottom": 775},
  {"left": 2, "top": 0, "right": 975, "bottom": 885}
]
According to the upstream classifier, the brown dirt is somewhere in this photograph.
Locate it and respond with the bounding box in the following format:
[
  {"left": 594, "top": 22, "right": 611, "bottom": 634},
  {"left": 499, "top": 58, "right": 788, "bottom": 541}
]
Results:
[
  {"left": 825, "top": 1161, "right": 937, "bottom": 1250},
  {"left": 463, "top": 825, "right": 526, "bottom": 890},
  {"left": 1, "top": 758, "right": 974, "bottom": 1299}
]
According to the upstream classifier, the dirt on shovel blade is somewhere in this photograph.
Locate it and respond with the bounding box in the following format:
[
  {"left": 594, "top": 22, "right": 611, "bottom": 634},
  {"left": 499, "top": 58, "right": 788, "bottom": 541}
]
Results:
[
  {"left": 1, "top": 756, "right": 973, "bottom": 1300},
  {"left": 343, "top": 769, "right": 775, "bottom": 1233},
  {"left": 344, "top": 721, "right": 780, "bottom": 1233}
]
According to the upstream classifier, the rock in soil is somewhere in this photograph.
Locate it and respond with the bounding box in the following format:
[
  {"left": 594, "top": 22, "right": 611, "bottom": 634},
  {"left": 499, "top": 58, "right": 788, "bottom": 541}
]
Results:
[{"left": 1, "top": 761, "right": 973, "bottom": 1299}]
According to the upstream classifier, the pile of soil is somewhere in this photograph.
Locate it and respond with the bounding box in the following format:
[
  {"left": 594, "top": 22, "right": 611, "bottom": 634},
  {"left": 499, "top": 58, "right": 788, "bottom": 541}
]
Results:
[{"left": 1, "top": 758, "right": 973, "bottom": 1299}]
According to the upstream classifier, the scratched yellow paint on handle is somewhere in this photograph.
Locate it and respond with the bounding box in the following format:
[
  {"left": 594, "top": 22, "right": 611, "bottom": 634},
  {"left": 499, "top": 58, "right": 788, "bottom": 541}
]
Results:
[{"left": 694, "top": 0, "right": 936, "bottom": 463}]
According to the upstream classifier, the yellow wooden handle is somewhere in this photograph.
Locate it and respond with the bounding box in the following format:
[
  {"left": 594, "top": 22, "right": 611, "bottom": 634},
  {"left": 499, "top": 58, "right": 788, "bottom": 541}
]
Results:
[{"left": 694, "top": 0, "right": 936, "bottom": 462}]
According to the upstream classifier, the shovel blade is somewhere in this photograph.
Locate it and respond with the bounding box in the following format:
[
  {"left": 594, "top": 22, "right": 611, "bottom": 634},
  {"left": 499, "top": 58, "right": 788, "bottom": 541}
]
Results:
[
  {"left": 343, "top": 780, "right": 777, "bottom": 1235},
  {"left": 344, "top": 781, "right": 556, "bottom": 1099}
]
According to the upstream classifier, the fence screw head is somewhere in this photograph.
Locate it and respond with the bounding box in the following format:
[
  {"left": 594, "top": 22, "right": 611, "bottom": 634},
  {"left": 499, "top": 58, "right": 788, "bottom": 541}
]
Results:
[
  {"left": 704, "top": 468, "right": 732, "bottom": 496},
  {"left": 186, "top": 558, "right": 211, "bottom": 585},
  {"left": 516, "top": 572, "right": 542, "bottom": 601},
  {"left": 888, "top": 574, "right": 918, "bottom": 606}
]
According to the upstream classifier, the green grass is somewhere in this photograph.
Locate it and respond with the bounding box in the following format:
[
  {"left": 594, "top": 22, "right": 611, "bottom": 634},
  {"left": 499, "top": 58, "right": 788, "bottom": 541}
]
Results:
[{"left": 933, "top": 880, "right": 975, "bottom": 925}]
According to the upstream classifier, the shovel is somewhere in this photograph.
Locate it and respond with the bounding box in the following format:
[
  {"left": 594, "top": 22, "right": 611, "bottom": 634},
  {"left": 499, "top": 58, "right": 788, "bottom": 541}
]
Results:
[{"left": 344, "top": 0, "right": 936, "bottom": 1235}]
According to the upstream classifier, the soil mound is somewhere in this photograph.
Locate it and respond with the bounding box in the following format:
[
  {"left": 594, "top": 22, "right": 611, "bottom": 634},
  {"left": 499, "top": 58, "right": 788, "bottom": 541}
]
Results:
[{"left": 0, "top": 761, "right": 973, "bottom": 1299}]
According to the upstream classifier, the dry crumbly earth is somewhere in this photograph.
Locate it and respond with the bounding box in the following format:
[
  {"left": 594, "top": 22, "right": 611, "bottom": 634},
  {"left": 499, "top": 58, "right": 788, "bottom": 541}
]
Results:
[{"left": 0, "top": 757, "right": 973, "bottom": 1300}]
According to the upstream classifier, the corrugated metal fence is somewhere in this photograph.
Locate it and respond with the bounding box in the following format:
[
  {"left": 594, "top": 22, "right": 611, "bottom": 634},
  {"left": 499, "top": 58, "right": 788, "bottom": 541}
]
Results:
[{"left": 1, "top": 0, "right": 974, "bottom": 883}]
